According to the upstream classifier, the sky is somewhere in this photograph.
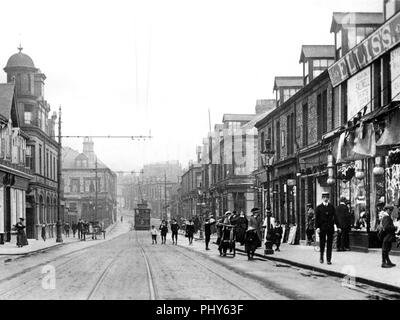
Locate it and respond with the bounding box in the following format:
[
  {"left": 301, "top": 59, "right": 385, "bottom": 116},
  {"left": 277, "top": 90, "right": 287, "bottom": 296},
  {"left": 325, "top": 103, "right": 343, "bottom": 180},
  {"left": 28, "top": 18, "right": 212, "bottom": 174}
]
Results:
[{"left": 0, "top": 0, "right": 383, "bottom": 172}]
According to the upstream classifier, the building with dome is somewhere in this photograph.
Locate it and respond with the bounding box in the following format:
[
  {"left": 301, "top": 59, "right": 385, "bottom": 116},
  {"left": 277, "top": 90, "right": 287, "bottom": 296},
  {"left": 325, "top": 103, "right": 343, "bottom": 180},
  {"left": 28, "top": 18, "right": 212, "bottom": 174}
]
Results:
[
  {"left": 2, "top": 46, "right": 59, "bottom": 240},
  {"left": 62, "top": 138, "right": 117, "bottom": 226}
]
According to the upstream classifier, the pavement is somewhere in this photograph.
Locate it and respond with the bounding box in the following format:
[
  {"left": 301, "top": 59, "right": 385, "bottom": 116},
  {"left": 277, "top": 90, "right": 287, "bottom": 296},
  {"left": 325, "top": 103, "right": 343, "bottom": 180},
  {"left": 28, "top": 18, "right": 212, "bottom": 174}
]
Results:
[
  {"left": 0, "top": 220, "right": 129, "bottom": 256},
  {"left": 186, "top": 232, "right": 400, "bottom": 293}
]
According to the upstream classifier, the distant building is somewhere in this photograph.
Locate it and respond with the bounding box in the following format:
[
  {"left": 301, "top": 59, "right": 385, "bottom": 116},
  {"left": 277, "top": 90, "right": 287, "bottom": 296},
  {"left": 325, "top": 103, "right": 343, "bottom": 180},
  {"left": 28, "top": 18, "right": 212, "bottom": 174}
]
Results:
[
  {"left": 62, "top": 138, "right": 117, "bottom": 226},
  {"left": 119, "top": 161, "right": 183, "bottom": 219}
]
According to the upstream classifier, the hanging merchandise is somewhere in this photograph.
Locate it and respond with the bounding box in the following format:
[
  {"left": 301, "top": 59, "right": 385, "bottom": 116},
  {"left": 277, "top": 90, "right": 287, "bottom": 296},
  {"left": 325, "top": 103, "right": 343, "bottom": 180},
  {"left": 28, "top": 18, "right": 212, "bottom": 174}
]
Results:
[
  {"left": 353, "top": 122, "right": 376, "bottom": 157},
  {"left": 373, "top": 157, "right": 385, "bottom": 175},
  {"left": 337, "top": 163, "right": 355, "bottom": 181},
  {"left": 376, "top": 109, "right": 400, "bottom": 146}
]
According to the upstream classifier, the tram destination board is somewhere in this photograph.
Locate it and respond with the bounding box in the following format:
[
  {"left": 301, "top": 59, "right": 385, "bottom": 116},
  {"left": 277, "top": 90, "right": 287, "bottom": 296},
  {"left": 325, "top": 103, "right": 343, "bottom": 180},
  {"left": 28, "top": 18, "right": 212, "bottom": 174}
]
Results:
[{"left": 134, "top": 207, "right": 151, "bottom": 230}]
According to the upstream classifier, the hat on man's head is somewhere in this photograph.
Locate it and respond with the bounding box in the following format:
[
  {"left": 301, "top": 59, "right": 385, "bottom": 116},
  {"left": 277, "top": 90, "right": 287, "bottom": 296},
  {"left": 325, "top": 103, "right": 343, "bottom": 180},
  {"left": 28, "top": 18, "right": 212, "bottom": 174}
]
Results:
[
  {"left": 384, "top": 204, "right": 394, "bottom": 210},
  {"left": 306, "top": 203, "right": 312, "bottom": 207},
  {"left": 322, "top": 192, "right": 330, "bottom": 197},
  {"left": 19, "top": 217, "right": 24, "bottom": 221},
  {"left": 251, "top": 208, "right": 260, "bottom": 213},
  {"left": 339, "top": 197, "right": 347, "bottom": 203},
  {"left": 224, "top": 211, "right": 232, "bottom": 216}
]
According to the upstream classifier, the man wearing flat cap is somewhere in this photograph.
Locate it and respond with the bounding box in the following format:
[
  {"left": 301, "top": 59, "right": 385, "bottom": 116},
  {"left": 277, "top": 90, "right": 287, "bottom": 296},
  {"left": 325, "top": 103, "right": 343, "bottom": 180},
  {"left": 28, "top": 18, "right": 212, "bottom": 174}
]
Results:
[
  {"left": 335, "top": 196, "right": 351, "bottom": 251},
  {"left": 315, "top": 192, "right": 338, "bottom": 264}
]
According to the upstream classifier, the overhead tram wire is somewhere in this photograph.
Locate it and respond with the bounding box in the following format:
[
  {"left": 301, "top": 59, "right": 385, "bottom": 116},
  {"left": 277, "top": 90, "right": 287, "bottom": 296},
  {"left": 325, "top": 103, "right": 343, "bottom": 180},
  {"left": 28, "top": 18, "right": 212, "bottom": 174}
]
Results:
[{"left": 58, "top": 135, "right": 152, "bottom": 140}]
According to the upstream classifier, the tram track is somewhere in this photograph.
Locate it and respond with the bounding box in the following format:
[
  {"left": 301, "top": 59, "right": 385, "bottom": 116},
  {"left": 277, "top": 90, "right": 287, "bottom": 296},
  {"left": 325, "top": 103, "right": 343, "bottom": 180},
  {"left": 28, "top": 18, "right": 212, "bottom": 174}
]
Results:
[
  {"left": 134, "top": 231, "right": 158, "bottom": 300},
  {"left": 0, "top": 246, "right": 101, "bottom": 299},
  {"left": 169, "top": 244, "right": 263, "bottom": 300},
  {"left": 0, "top": 233, "right": 130, "bottom": 300},
  {"left": 86, "top": 247, "right": 127, "bottom": 300}
]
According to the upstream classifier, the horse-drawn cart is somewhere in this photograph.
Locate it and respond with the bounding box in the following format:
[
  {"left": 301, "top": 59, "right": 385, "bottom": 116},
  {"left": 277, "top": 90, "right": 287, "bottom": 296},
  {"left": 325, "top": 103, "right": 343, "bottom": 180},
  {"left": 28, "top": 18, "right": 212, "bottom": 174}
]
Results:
[{"left": 83, "top": 221, "right": 106, "bottom": 240}]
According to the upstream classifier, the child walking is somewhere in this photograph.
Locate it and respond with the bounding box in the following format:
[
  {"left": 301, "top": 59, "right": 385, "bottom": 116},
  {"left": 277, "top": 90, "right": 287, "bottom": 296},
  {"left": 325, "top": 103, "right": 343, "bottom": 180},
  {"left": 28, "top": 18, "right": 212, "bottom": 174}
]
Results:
[
  {"left": 150, "top": 225, "right": 158, "bottom": 244},
  {"left": 273, "top": 221, "right": 283, "bottom": 252}
]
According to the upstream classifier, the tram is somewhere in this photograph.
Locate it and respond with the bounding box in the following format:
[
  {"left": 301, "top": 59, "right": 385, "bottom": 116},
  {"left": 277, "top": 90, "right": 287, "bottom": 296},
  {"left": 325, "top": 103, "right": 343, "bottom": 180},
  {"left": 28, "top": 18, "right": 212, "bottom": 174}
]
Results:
[{"left": 134, "top": 201, "right": 151, "bottom": 231}]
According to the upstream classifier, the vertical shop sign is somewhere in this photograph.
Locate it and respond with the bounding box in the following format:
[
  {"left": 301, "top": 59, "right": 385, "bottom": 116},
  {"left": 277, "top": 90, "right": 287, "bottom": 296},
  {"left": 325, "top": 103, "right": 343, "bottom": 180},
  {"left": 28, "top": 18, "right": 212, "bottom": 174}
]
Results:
[{"left": 347, "top": 67, "right": 371, "bottom": 120}]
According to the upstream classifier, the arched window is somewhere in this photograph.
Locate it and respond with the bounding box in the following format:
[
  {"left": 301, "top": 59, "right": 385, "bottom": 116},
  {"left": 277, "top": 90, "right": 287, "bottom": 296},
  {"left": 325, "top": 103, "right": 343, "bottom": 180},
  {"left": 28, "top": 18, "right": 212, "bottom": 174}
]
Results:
[{"left": 46, "top": 197, "right": 51, "bottom": 223}]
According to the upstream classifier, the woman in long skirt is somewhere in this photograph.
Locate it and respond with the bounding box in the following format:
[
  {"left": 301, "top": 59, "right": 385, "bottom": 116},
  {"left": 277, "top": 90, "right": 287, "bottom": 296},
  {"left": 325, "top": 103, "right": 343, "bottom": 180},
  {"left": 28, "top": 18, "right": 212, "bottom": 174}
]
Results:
[
  {"left": 186, "top": 220, "right": 195, "bottom": 245},
  {"left": 15, "top": 218, "right": 28, "bottom": 247},
  {"left": 244, "top": 227, "right": 259, "bottom": 260}
]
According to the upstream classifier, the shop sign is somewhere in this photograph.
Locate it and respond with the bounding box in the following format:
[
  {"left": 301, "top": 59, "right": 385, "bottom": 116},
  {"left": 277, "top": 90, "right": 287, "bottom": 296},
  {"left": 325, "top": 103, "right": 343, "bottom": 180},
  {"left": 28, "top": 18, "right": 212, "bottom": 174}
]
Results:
[
  {"left": 391, "top": 47, "right": 400, "bottom": 101},
  {"left": 347, "top": 67, "right": 371, "bottom": 120},
  {"left": 329, "top": 10, "right": 400, "bottom": 87}
]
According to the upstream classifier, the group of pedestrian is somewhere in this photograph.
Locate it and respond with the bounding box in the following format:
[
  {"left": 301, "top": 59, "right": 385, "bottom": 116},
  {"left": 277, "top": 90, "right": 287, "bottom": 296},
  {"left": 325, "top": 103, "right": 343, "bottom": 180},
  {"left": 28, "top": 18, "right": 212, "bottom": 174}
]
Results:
[
  {"left": 212, "top": 208, "right": 266, "bottom": 260},
  {"left": 77, "top": 219, "right": 90, "bottom": 241},
  {"left": 311, "top": 191, "right": 399, "bottom": 268},
  {"left": 150, "top": 218, "right": 185, "bottom": 245}
]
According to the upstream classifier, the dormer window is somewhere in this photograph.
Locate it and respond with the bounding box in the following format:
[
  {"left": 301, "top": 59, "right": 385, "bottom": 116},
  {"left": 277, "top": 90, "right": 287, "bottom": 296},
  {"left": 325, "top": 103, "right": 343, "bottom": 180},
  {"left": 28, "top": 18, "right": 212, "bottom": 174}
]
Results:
[
  {"left": 312, "top": 59, "right": 334, "bottom": 78},
  {"left": 347, "top": 26, "right": 376, "bottom": 50},
  {"left": 282, "top": 89, "right": 298, "bottom": 103},
  {"left": 273, "top": 77, "right": 303, "bottom": 106}
]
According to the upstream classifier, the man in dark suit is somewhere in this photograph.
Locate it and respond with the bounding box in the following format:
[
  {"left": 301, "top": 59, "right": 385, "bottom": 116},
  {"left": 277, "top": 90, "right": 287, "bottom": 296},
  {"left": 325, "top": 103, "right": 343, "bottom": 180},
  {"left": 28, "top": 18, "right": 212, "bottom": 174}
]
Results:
[
  {"left": 335, "top": 197, "right": 351, "bottom": 251},
  {"left": 315, "top": 192, "right": 339, "bottom": 265}
]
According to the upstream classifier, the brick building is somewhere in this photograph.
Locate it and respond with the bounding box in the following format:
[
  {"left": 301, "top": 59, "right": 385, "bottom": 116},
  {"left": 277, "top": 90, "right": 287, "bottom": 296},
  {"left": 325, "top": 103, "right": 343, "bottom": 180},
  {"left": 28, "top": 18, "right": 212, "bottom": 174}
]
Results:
[{"left": 255, "top": 7, "right": 391, "bottom": 247}]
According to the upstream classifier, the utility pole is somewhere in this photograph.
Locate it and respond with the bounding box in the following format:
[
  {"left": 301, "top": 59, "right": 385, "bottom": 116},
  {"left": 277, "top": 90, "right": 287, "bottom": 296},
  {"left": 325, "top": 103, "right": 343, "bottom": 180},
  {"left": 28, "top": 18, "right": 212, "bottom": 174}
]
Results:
[
  {"left": 164, "top": 172, "right": 167, "bottom": 221},
  {"left": 56, "top": 106, "right": 63, "bottom": 243},
  {"left": 95, "top": 157, "right": 98, "bottom": 222}
]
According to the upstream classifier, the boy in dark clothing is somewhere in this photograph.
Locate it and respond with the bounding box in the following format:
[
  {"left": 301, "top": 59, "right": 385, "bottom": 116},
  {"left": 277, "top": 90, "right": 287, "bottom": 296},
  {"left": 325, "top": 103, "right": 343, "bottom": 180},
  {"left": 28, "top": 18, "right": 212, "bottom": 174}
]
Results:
[
  {"left": 170, "top": 219, "right": 180, "bottom": 245},
  {"left": 273, "top": 221, "right": 283, "bottom": 252}
]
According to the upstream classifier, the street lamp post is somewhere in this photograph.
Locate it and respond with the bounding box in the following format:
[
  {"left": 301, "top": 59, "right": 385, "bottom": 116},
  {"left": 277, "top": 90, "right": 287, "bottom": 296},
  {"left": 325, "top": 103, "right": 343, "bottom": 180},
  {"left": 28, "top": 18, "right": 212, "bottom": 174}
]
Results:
[
  {"left": 56, "top": 106, "right": 63, "bottom": 243},
  {"left": 261, "top": 147, "right": 274, "bottom": 255}
]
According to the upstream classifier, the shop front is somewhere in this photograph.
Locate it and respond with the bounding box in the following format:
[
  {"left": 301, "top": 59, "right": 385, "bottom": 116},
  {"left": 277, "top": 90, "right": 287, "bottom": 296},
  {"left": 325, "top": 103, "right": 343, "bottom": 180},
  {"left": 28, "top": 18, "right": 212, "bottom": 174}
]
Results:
[{"left": 332, "top": 105, "right": 400, "bottom": 253}]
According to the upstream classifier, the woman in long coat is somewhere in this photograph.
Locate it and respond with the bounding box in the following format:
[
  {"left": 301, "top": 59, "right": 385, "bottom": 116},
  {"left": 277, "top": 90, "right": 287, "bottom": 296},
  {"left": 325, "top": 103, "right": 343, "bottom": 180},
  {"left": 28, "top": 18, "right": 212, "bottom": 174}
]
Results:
[
  {"left": 235, "top": 211, "right": 248, "bottom": 245},
  {"left": 244, "top": 226, "right": 259, "bottom": 260},
  {"left": 15, "top": 218, "right": 28, "bottom": 247},
  {"left": 186, "top": 219, "right": 195, "bottom": 245}
]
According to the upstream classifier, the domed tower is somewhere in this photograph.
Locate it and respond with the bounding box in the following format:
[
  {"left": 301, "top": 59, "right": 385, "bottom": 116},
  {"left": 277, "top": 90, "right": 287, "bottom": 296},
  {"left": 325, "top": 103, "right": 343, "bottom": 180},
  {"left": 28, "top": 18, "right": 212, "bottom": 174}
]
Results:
[
  {"left": 3, "top": 45, "right": 48, "bottom": 129},
  {"left": 3, "top": 45, "right": 40, "bottom": 97}
]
